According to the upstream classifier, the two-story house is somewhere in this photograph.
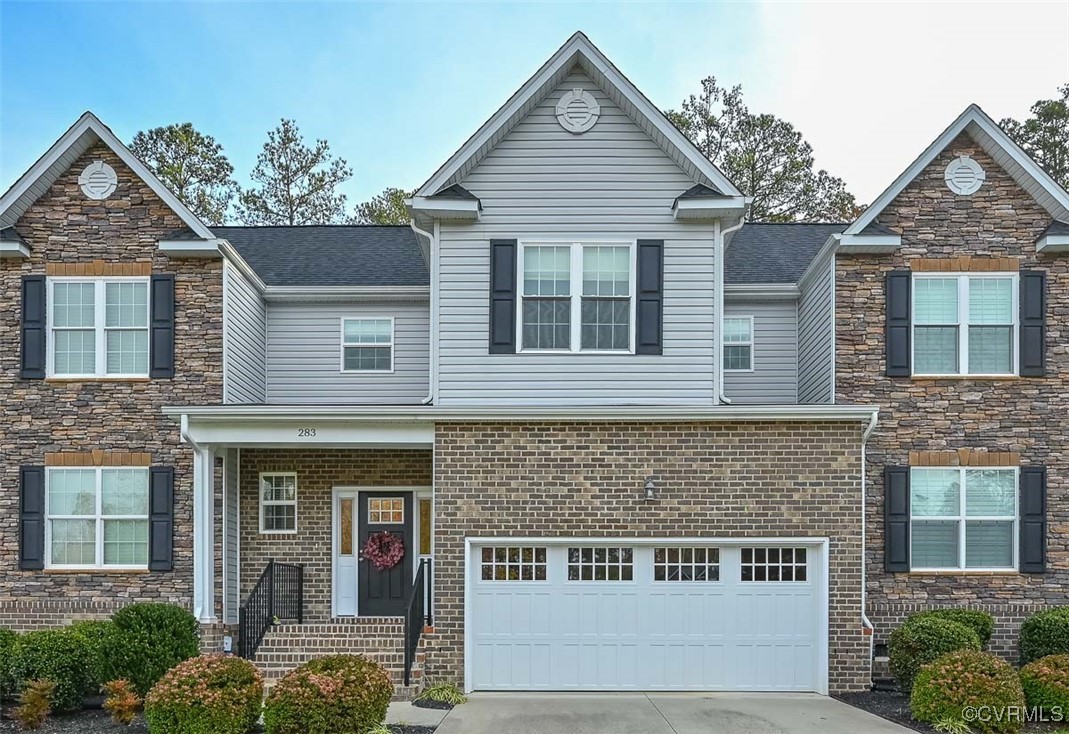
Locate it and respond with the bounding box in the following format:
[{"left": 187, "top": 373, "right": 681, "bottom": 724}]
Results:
[{"left": 2, "top": 31, "right": 1067, "bottom": 699}]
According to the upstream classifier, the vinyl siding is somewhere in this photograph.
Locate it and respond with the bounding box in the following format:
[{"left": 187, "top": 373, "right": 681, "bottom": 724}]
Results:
[
  {"left": 266, "top": 301, "right": 429, "bottom": 404},
  {"left": 222, "top": 261, "right": 266, "bottom": 404},
  {"left": 436, "top": 66, "right": 717, "bottom": 406},
  {"left": 723, "top": 300, "right": 798, "bottom": 404},
  {"left": 797, "top": 252, "right": 835, "bottom": 404}
]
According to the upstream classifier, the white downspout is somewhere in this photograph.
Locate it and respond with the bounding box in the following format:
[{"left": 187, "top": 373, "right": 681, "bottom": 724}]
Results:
[
  {"left": 861, "top": 410, "right": 879, "bottom": 658},
  {"left": 716, "top": 216, "right": 746, "bottom": 405},
  {"left": 411, "top": 219, "right": 437, "bottom": 405}
]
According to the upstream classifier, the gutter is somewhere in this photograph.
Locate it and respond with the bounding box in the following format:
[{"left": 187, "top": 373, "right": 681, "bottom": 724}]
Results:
[
  {"left": 860, "top": 409, "right": 879, "bottom": 652},
  {"left": 410, "top": 218, "right": 437, "bottom": 405}
]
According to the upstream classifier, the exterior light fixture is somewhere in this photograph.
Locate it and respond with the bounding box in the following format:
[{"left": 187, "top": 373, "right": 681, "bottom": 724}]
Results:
[{"left": 644, "top": 477, "right": 657, "bottom": 501}]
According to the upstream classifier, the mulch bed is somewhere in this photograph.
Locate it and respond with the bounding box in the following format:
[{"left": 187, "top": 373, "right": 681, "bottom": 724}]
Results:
[
  {"left": 834, "top": 690, "right": 925, "bottom": 732},
  {"left": 412, "top": 698, "right": 455, "bottom": 710}
]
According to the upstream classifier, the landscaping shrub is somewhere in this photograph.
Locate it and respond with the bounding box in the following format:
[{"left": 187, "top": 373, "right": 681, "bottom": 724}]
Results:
[
  {"left": 10, "top": 628, "right": 92, "bottom": 712},
  {"left": 889, "top": 615, "right": 981, "bottom": 692},
  {"left": 103, "top": 679, "right": 142, "bottom": 726},
  {"left": 1020, "top": 654, "right": 1069, "bottom": 715},
  {"left": 0, "top": 628, "right": 18, "bottom": 699},
  {"left": 13, "top": 679, "right": 56, "bottom": 730},
  {"left": 69, "top": 619, "right": 120, "bottom": 692},
  {"left": 262, "top": 654, "right": 392, "bottom": 734},
  {"left": 144, "top": 654, "right": 263, "bottom": 734},
  {"left": 911, "top": 650, "right": 1025, "bottom": 733},
  {"left": 911, "top": 608, "right": 995, "bottom": 648},
  {"left": 105, "top": 602, "right": 200, "bottom": 696},
  {"left": 1020, "top": 607, "right": 1069, "bottom": 664}
]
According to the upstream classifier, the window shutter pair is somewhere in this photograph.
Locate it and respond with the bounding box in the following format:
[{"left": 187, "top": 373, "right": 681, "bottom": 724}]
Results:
[
  {"left": 20, "top": 274, "right": 176, "bottom": 379},
  {"left": 19, "top": 465, "right": 174, "bottom": 572},
  {"left": 884, "top": 269, "right": 1047, "bottom": 377},
  {"left": 883, "top": 465, "right": 1046, "bottom": 573},
  {"left": 487, "top": 239, "right": 664, "bottom": 354}
]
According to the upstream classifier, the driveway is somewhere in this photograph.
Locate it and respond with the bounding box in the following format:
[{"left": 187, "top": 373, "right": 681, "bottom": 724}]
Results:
[{"left": 428, "top": 692, "right": 913, "bottom": 734}]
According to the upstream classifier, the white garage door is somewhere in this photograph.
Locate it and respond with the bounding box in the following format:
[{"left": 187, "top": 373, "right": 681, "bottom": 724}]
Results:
[{"left": 468, "top": 541, "right": 825, "bottom": 692}]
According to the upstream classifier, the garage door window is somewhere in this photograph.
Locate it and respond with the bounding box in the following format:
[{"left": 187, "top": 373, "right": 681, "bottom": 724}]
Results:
[
  {"left": 481, "top": 546, "right": 547, "bottom": 581},
  {"left": 567, "top": 547, "right": 633, "bottom": 581},
  {"left": 741, "top": 547, "right": 807, "bottom": 582},
  {"left": 653, "top": 547, "right": 720, "bottom": 581}
]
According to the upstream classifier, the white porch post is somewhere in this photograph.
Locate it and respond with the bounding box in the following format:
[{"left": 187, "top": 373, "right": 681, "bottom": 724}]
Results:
[{"left": 192, "top": 444, "right": 217, "bottom": 623}]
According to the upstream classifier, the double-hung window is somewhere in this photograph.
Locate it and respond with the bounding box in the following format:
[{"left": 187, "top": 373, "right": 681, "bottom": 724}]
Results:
[
  {"left": 723, "top": 316, "right": 754, "bottom": 371},
  {"left": 341, "top": 318, "right": 393, "bottom": 372},
  {"left": 913, "top": 274, "right": 1017, "bottom": 375},
  {"left": 260, "top": 473, "right": 297, "bottom": 533},
  {"left": 46, "top": 467, "right": 149, "bottom": 569},
  {"left": 520, "top": 242, "right": 634, "bottom": 352},
  {"left": 910, "top": 467, "right": 1017, "bottom": 570},
  {"left": 49, "top": 278, "right": 150, "bottom": 377}
]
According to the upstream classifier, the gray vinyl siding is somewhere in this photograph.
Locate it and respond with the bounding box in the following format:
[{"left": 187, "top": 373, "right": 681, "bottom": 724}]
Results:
[
  {"left": 723, "top": 300, "right": 798, "bottom": 404},
  {"left": 797, "top": 252, "right": 835, "bottom": 404},
  {"left": 436, "top": 66, "right": 716, "bottom": 406},
  {"left": 265, "top": 301, "right": 429, "bottom": 404},
  {"left": 223, "top": 261, "right": 267, "bottom": 404},
  {"left": 223, "top": 448, "right": 240, "bottom": 625}
]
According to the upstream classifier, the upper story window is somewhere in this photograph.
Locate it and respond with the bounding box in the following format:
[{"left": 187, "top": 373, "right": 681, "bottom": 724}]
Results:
[
  {"left": 46, "top": 467, "right": 149, "bottom": 569},
  {"left": 48, "top": 278, "right": 149, "bottom": 378},
  {"left": 723, "top": 316, "right": 754, "bottom": 372},
  {"left": 341, "top": 318, "right": 393, "bottom": 372},
  {"left": 913, "top": 274, "right": 1017, "bottom": 376},
  {"left": 519, "top": 242, "right": 635, "bottom": 353}
]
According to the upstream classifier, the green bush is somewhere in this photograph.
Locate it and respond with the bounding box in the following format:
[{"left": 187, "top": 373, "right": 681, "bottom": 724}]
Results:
[
  {"left": 889, "top": 616, "right": 981, "bottom": 692},
  {"left": 911, "top": 650, "right": 1025, "bottom": 733},
  {"left": 144, "top": 655, "right": 263, "bottom": 734},
  {"left": 262, "top": 654, "right": 393, "bottom": 734},
  {"left": 68, "top": 620, "right": 120, "bottom": 692},
  {"left": 0, "top": 628, "right": 18, "bottom": 700},
  {"left": 1020, "top": 654, "right": 1069, "bottom": 715},
  {"left": 10, "top": 628, "right": 92, "bottom": 712},
  {"left": 1020, "top": 608, "right": 1069, "bottom": 664},
  {"left": 911, "top": 608, "right": 995, "bottom": 648},
  {"left": 105, "top": 603, "right": 200, "bottom": 696}
]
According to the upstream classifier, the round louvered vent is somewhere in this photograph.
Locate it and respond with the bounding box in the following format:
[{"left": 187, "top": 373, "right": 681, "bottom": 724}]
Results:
[
  {"left": 556, "top": 89, "right": 600, "bottom": 134},
  {"left": 944, "top": 155, "right": 986, "bottom": 196},
  {"left": 78, "top": 160, "right": 118, "bottom": 200}
]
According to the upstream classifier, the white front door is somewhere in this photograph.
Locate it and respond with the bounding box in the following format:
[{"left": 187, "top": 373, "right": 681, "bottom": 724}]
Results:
[
  {"left": 468, "top": 540, "right": 826, "bottom": 692},
  {"left": 333, "top": 491, "right": 358, "bottom": 617}
]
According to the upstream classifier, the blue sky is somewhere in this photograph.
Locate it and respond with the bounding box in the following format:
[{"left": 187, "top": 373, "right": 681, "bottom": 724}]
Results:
[{"left": 2, "top": 1, "right": 1067, "bottom": 209}]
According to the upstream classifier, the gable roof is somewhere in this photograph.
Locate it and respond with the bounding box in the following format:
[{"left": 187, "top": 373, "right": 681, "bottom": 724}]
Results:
[
  {"left": 0, "top": 111, "right": 214, "bottom": 240},
  {"left": 845, "top": 104, "right": 1069, "bottom": 236},
  {"left": 726, "top": 223, "right": 845, "bottom": 285},
  {"left": 416, "top": 31, "right": 742, "bottom": 199}
]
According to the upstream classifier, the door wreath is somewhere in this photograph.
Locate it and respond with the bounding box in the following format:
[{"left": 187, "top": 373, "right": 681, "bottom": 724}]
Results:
[{"left": 361, "top": 530, "right": 405, "bottom": 570}]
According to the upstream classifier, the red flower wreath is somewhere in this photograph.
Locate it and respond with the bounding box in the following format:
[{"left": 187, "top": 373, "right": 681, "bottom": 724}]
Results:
[{"left": 361, "top": 531, "right": 405, "bottom": 570}]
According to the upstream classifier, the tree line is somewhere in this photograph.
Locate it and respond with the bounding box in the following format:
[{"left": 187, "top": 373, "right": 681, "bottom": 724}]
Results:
[{"left": 129, "top": 80, "right": 1068, "bottom": 228}]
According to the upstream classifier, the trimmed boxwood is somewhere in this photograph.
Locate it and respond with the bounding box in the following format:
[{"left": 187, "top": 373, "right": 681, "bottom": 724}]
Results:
[
  {"left": 1020, "top": 608, "right": 1069, "bottom": 664},
  {"left": 889, "top": 615, "right": 981, "bottom": 692},
  {"left": 104, "top": 602, "right": 200, "bottom": 696},
  {"left": 1020, "top": 654, "right": 1069, "bottom": 714},
  {"left": 10, "top": 628, "right": 93, "bottom": 712},
  {"left": 911, "top": 608, "right": 995, "bottom": 648},
  {"left": 262, "top": 654, "right": 393, "bottom": 734},
  {"left": 0, "top": 628, "right": 18, "bottom": 700},
  {"left": 68, "top": 620, "right": 120, "bottom": 692},
  {"left": 145, "top": 654, "right": 263, "bottom": 734},
  {"left": 911, "top": 650, "right": 1025, "bottom": 733}
]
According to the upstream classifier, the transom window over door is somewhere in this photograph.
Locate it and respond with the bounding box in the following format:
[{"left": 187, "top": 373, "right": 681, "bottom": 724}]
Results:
[
  {"left": 46, "top": 468, "right": 149, "bottom": 568},
  {"left": 49, "top": 278, "right": 150, "bottom": 377},
  {"left": 910, "top": 467, "right": 1017, "bottom": 570},
  {"left": 913, "top": 274, "right": 1017, "bottom": 375},
  {"left": 519, "top": 242, "right": 635, "bottom": 352}
]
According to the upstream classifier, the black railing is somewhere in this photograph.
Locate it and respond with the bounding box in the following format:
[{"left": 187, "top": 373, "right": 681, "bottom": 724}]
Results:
[
  {"left": 238, "top": 558, "right": 304, "bottom": 659},
  {"left": 403, "top": 558, "right": 431, "bottom": 685}
]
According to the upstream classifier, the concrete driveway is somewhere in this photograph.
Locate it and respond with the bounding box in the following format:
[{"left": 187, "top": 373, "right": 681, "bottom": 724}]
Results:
[{"left": 427, "top": 692, "right": 913, "bottom": 734}]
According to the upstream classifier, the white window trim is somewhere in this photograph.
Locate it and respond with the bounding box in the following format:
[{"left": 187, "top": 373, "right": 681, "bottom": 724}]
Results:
[
  {"left": 909, "top": 466, "right": 1018, "bottom": 572},
  {"left": 259, "top": 471, "right": 298, "bottom": 535},
  {"left": 911, "top": 273, "right": 1019, "bottom": 377},
  {"left": 47, "top": 276, "right": 151, "bottom": 379},
  {"left": 723, "top": 315, "right": 755, "bottom": 373},
  {"left": 339, "top": 316, "right": 395, "bottom": 374},
  {"left": 44, "top": 466, "right": 150, "bottom": 570},
  {"left": 516, "top": 240, "right": 637, "bottom": 355}
]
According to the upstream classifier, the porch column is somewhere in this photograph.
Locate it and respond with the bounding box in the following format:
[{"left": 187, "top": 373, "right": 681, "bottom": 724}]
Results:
[{"left": 192, "top": 444, "right": 216, "bottom": 623}]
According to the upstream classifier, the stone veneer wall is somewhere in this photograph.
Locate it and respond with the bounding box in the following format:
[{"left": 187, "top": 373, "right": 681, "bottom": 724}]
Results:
[
  {"left": 836, "top": 132, "right": 1066, "bottom": 660},
  {"left": 238, "top": 449, "right": 432, "bottom": 622},
  {"left": 0, "top": 142, "right": 223, "bottom": 628},
  {"left": 429, "top": 421, "right": 870, "bottom": 694}
]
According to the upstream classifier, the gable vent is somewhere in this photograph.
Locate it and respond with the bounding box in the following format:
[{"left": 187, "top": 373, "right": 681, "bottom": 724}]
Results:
[
  {"left": 78, "top": 160, "right": 118, "bottom": 200},
  {"left": 945, "top": 155, "right": 986, "bottom": 196},
  {"left": 556, "top": 89, "right": 600, "bottom": 134}
]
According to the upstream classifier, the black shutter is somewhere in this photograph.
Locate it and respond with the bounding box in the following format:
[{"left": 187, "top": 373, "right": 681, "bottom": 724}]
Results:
[
  {"left": 21, "top": 275, "right": 46, "bottom": 379},
  {"left": 1020, "top": 465, "right": 1047, "bottom": 573},
  {"left": 1020, "top": 270, "right": 1046, "bottom": 377},
  {"left": 636, "top": 240, "right": 664, "bottom": 355},
  {"left": 19, "top": 466, "right": 45, "bottom": 570},
  {"left": 149, "top": 274, "right": 175, "bottom": 378},
  {"left": 148, "top": 466, "right": 174, "bottom": 572},
  {"left": 488, "top": 240, "right": 517, "bottom": 354},
  {"left": 884, "top": 466, "right": 910, "bottom": 572},
  {"left": 885, "top": 270, "right": 911, "bottom": 377}
]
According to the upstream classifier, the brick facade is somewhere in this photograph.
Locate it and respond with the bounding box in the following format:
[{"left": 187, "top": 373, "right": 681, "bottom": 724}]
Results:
[
  {"left": 0, "top": 141, "right": 223, "bottom": 627},
  {"left": 429, "top": 421, "right": 870, "bottom": 694},
  {"left": 836, "top": 133, "right": 1066, "bottom": 660}
]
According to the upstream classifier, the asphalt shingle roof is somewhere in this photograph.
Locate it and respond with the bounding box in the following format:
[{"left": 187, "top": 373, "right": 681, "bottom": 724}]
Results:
[{"left": 726, "top": 223, "right": 846, "bottom": 285}]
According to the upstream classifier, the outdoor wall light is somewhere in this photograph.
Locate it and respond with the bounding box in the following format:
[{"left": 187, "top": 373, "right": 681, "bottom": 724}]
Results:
[{"left": 644, "top": 477, "right": 658, "bottom": 501}]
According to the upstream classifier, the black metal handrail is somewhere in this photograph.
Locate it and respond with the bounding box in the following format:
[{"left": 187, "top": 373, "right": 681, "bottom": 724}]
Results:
[
  {"left": 403, "top": 558, "right": 430, "bottom": 685},
  {"left": 238, "top": 558, "right": 304, "bottom": 659}
]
